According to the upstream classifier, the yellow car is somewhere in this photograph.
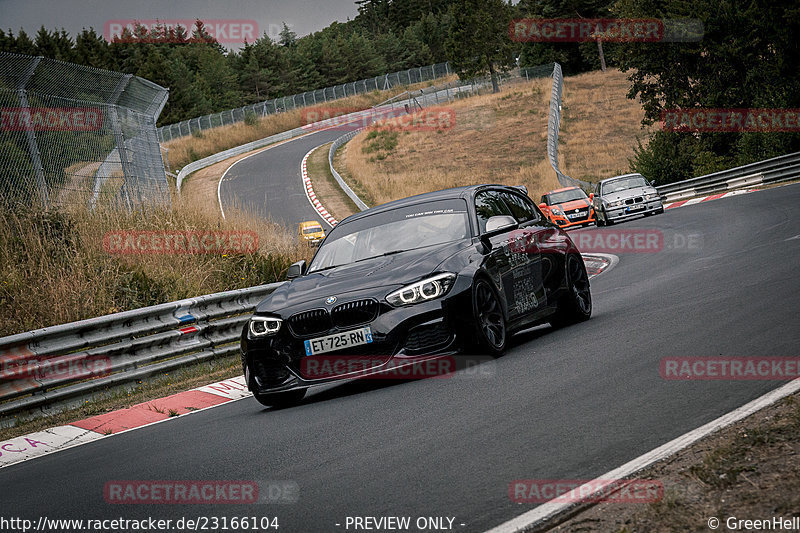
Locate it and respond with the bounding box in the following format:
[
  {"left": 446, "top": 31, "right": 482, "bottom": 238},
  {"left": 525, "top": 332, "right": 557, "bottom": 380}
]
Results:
[{"left": 298, "top": 221, "right": 326, "bottom": 246}]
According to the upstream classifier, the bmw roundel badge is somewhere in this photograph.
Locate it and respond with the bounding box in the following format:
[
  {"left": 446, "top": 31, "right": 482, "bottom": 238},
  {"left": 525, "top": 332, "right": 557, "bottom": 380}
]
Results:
[{"left": 325, "top": 296, "right": 337, "bottom": 305}]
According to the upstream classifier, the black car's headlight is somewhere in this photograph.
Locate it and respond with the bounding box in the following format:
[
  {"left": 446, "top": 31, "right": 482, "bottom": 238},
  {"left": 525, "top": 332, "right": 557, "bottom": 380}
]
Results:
[
  {"left": 386, "top": 273, "right": 456, "bottom": 307},
  {"left": 248, "top": 316, "right": 282, "bottom": 338}
]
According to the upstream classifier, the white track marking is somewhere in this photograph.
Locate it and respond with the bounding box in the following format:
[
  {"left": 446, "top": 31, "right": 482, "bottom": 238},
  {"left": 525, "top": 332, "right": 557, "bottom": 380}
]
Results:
[
  {"left": 484, "top": 378, "right": 800, "bottom": 533},
  {"left": 0, "top": 425, "right": 103, "bottom": 468}
]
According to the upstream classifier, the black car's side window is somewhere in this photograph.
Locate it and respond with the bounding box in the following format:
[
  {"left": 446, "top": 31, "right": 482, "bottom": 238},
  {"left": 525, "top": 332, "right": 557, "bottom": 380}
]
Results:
[
  {"left": 502, "top": 192, "right": 540, "bottom": 225},
  {"left": 475, "top": 190, "right": 512, "bottom": 233}
]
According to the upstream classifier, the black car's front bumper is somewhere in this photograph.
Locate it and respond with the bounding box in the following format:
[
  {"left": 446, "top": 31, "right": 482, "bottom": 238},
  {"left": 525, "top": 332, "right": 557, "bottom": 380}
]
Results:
[{"left": 241, "top": 282, "right": 473, "bottom": 394}]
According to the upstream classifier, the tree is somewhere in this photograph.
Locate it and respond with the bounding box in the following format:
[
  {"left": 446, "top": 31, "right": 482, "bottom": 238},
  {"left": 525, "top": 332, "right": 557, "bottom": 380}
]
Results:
[
  {"left": 74, "top": 28, "right": 114, "bottom": 70},
  {"left": 445, "top": 0, "right": 515, "bottom": 92},
  {"left": 616, "top": 0, "right": 800, "bottom": 181},
  {"left": 279, "top": 23, "right": 297, "bottom": 47}
]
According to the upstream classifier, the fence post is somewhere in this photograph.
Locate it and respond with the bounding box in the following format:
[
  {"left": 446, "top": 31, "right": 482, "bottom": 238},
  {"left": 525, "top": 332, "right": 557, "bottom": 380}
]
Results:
[
  {"left": 108, "top": 73, "right": 136, "bottom": 208},
  {"left": 15, "top": 57, "right": 49, "bottom": 207}
]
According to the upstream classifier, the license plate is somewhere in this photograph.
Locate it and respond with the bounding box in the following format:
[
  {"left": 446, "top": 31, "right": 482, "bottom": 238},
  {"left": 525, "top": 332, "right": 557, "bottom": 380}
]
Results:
[
  {"left": 627, "top": 205, "right": 645, "bottom": 212},
  {"left": 304, "top": 327, "right": 373, "bottom": 356},
  {"left": 567, "top": 213, "right": 584, "bottom": 219}
]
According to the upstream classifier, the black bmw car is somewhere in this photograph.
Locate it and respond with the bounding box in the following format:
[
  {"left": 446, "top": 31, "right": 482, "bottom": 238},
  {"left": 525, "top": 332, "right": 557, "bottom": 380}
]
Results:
[{"left": 241, "top": 184, "right": 592, "bottom": 407}]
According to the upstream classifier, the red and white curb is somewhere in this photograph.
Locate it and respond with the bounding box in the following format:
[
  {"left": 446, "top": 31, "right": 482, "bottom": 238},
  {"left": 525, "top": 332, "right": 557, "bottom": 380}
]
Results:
[
  {"left": 301, "top": 147, "right": 338, "bottom": 228},
  {"left": 664, "top": 188, "right": 755, "bottom": 210},
  {"left": 0, "top": 375, "right": 250, "bottom": 469}
]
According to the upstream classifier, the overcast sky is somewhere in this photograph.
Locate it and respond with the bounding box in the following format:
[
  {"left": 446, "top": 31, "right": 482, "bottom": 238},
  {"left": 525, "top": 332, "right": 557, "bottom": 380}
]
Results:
[{"left": 0, "top": 0, "right": 362, "bottom": 48}]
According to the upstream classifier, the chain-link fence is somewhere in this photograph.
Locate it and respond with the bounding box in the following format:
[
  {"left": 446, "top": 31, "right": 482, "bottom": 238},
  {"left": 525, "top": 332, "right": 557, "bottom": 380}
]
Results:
[
  {"left": 0, "top": 52, "right": 170, "bottom": 210},
  {"left": 157, "top": 62, "right": 453, "bottom": 143}
]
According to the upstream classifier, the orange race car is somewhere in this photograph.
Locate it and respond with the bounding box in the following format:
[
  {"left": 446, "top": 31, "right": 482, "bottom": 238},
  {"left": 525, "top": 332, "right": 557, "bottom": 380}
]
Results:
[{"left": 538, "top": 186, "right": 595, "bottom": 228}]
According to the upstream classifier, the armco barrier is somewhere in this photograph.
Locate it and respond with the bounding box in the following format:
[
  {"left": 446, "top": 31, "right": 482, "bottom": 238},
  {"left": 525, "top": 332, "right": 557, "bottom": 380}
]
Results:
[
  {"left": 656, "top": 151, "right": 800, "bottom": 202},
  {"left": 0, "top": 283, "right": 283, "bottom": 419},
  {"left": 329, "top": 129, "right": 369, "bottom": 211},
  {"left": 177, "top": 104, "right": 419, "bottom": 195}
]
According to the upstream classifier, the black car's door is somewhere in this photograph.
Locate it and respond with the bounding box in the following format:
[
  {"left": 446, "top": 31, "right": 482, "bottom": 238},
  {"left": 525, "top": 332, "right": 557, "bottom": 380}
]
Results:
[
  {"left": 474, "top": 190, "right": 547, "bottom": 322},
  {"left": 498, "top": 191, "right": 549, "bottom": 319},
  {"left": 474, "top": 190, "right": 517, "bottom": 315}
]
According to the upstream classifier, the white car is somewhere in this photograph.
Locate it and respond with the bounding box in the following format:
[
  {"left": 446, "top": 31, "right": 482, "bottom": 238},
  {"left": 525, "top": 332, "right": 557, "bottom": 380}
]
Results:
[{"left": 591, "top": 173, "right": 664, "bottom": 226}]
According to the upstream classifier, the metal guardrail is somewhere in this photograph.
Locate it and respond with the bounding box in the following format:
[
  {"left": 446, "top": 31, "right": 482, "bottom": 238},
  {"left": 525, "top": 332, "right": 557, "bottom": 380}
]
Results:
[
  {"left": 656, "top": 152, "right": 800, "bottom": 202},
  {"left": 329, "top": 129, "right": 369, "bottom": 211},
  {"left": 176, "top": 104, "right": 418, "bottom": 194},
  {"left": 0, "top": 283, "right": 283, "bottom": 419},
  {"left": 547, "top": 62, "right": 592, "bottom": 191}
]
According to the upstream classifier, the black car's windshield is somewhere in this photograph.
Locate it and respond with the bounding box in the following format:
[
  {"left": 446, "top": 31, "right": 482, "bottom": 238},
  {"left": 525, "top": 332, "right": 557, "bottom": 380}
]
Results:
[
  {"left": 308, "top": 200, "right": 469, "bottom": 272},
  {"left": 549, "top": 188, "right": 587, "bottom": 204},
  {"left": 601, "top": 175, "right": 648, "bottom": 194}
]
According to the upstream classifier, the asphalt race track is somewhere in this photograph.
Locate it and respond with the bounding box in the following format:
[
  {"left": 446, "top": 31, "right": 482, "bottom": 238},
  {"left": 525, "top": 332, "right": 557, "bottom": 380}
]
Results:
[
  {"left": 218, "top": 126, "right": 351, "bottom": 229},
  {"left": 3, "top": 181, "right": 799, "bottom": 532}
]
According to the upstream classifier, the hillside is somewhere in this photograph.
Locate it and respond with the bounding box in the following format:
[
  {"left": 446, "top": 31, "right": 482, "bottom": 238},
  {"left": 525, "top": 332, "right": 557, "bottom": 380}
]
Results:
[{"left": 339, "top": 68, "right": 652, "bottom": 208}]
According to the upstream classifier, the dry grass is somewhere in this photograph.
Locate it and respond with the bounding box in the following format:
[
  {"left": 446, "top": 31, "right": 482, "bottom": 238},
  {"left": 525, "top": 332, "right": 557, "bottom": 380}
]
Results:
[
  {"left": 163, "top": 76, "right": 459, "bottom": 172},
  {"left": 560, "top": 69, "right": 655, "bottom": 182},
  {"left": 552, "top": 393, "right": 800, "bottom": 532},
  {"left": 341, "top": 69, "right": 650, "bottom": 206},
  {"left": 344, "top": 77, "right": 561, "bottom": 205},
  {"left": 0, "top": 199, "right": 312, "bottom": 336}
]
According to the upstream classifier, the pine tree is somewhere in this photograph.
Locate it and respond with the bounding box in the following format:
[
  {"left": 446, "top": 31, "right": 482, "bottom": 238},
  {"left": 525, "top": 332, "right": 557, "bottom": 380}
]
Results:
[{"left": 445, "top": 0, "right": 515, "bottom": 92}]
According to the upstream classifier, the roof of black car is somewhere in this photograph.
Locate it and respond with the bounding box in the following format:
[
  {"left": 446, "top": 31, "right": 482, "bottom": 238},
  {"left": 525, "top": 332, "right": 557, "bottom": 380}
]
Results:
[{"left": 339, "top": 184, "right": 509, "bottom": 223}]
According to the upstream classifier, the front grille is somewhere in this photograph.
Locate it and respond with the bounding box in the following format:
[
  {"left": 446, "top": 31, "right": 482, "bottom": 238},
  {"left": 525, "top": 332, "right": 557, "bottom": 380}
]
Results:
[
  {"left": 405, "top": 323, "right": 451, "bottom": 353},
  {"left": 566, "top": 209, "right": 589, "bottom": 222},
  {"left": 288, "top": 309, "right": 331, "bottom": 337},
  {"left": 331, "top": 299, "right": 379, "bottom": 329},
  {"left": 626, "top": 197, "right": 644, "bottom": 205}
]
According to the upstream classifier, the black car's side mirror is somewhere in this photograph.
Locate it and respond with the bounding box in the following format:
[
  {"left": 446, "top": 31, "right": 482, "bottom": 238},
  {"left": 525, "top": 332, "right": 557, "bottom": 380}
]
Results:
[
  {"left": 485, "top": 215, "right": 518, "bottom": 233},
  {"left": 287, "top": 260, "right": 306, "bottom": 280},
  {"left": 479, "top": 215, "right": 519, "bottom": 254}
]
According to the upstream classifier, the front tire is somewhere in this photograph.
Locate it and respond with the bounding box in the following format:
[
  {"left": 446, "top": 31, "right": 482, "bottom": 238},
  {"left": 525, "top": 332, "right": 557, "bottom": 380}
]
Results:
[
  {"left": 550, "top": 253, "right": 592, "bottom": 328},
  {"left": 253, "top": 389, "right": 306, "bottom": 408},
  {"left": 469, "top": 277, "right": 507, "bottom": 356}
]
